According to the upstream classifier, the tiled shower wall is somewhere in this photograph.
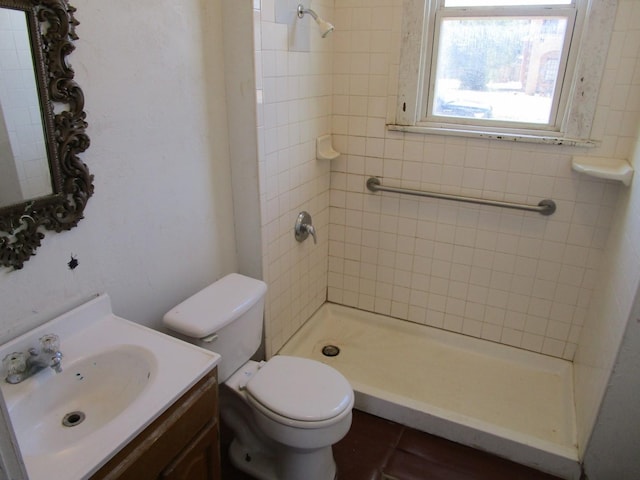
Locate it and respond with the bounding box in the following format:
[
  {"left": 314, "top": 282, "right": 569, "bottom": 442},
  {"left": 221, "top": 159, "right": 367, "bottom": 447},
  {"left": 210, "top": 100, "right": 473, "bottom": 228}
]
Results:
[
  {"left": 573, "top": 0, "right": 640, "bottom": 453},
  {"left": 254, "top": 0, "right": 335, "bottom": 356},
  {"left": 326, "top": 0, "right": 639, "bottom": 360}
]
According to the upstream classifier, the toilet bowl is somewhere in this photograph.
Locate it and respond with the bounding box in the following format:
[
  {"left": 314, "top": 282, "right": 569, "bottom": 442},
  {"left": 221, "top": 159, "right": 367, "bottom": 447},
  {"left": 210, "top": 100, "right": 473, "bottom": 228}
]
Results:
[
  {"left": 163, "top": 273, "right": 354, "bottom": 480},
  {"left": 224, "top": 357, "right": 353, "bottom": 480}
]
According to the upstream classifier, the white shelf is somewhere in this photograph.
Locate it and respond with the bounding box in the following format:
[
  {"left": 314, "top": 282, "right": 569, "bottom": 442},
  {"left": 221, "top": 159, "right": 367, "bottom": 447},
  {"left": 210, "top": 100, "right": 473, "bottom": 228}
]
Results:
[
  {"left": 316, "top": 135, "right": 340, "bottom": 160},
  {"left": 571, "top": 156, "right": 634, "bottom": 186}
]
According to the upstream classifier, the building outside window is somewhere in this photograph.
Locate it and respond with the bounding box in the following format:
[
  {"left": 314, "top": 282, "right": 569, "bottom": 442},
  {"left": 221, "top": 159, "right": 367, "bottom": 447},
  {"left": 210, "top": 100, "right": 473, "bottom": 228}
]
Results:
[{"left": 393, "top": 0, "right": 616, "bottom": 145}]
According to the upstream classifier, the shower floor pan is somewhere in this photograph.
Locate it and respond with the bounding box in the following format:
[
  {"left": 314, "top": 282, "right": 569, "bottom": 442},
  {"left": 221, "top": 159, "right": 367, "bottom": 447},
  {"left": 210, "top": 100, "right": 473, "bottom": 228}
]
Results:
[{"left": 279, "top": 303, "right": 580, "bottom": 479}]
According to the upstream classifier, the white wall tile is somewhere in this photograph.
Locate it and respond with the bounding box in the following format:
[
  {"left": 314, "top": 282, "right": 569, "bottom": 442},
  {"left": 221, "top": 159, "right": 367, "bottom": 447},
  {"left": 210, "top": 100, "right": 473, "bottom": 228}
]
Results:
[
  {"left": 257, "top": 0, "right": 638, "bottom": 367},
  {"left": 321, "top": 0, "right": 638, "bottom": 361}
]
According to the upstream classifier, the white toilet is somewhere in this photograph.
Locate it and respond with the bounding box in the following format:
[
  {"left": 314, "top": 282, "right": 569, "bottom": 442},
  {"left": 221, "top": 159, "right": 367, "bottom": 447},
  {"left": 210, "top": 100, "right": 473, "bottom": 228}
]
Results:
[{"left": 163, "top": 273, "right": 354, "bottom": 480}]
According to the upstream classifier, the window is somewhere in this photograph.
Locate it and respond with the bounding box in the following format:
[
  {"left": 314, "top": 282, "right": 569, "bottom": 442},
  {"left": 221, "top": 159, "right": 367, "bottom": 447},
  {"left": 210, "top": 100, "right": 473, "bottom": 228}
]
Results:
[{"left": 393, "top": 0, "right": 617, "bottom": 145}]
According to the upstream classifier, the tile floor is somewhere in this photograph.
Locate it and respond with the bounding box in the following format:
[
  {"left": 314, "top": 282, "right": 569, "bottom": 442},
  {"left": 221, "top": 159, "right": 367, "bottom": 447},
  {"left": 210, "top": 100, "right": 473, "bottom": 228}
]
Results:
[{"left": 220, "top": 409, "right": 564, "bottom": 480}]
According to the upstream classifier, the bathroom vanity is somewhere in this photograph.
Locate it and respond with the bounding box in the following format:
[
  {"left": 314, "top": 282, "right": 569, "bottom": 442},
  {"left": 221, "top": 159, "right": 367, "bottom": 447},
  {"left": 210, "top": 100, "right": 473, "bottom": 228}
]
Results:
[
  {"left": 0, "top": 294, "right": 221, "bottom": 480},
  {"left": 91, "top": 367, "right": 220, "bottom": 480}
]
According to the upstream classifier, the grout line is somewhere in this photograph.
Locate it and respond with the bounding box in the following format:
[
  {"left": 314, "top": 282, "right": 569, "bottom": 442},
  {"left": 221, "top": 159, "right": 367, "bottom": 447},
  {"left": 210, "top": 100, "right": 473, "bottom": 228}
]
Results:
[{"left": 380, "top": 424, "right": 407, "bottom": 476}]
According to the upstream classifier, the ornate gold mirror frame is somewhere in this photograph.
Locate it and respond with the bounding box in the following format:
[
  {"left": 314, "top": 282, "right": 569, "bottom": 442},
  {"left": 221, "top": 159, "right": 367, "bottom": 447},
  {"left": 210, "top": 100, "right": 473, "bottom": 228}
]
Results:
[{"left": 0, "top": 0, "right": 92, "bottom": 270}]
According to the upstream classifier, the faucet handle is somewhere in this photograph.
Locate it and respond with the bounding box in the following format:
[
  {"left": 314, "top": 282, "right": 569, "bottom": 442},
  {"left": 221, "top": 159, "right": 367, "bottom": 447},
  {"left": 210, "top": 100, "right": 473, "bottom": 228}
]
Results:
[
  {"left": 3, "top": 352, "right": 27, "bottom": 380},
  {"left": 294, "top": 211, "right": 318, "bottom": 245},
  {"left": 39, "top": 334, "right": 60, "bottom": 353},
  {"left": 306, "top": 224, "right": 318, "bottom": 244}
]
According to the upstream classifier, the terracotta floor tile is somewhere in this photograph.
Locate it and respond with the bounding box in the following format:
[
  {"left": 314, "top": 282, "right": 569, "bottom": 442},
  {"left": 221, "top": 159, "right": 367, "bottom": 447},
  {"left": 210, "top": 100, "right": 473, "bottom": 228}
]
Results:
[
  {"left": 384, "top": 448, "right": 464, "bottom": 480},
  {"left": 395, "top": 427, "right": 563, "bottom": 480},
  {"left": 220, "top": 410, "right": 562, "bottom": 480},
  {"left": 333, "top": 410, "right": 404, "bottom": 480}
]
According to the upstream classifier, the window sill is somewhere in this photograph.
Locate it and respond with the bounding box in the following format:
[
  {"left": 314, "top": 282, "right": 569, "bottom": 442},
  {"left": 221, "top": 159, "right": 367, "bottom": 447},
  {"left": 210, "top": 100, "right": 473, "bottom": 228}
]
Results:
[{"left": 387, "top": 124, "right": 597, "bottom": 148}]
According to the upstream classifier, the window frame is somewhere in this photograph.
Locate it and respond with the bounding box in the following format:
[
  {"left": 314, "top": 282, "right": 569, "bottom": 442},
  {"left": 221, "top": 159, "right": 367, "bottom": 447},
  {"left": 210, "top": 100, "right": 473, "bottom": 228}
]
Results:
[{"left": 391, "top": 0, "right": 617, "bottom": 146}]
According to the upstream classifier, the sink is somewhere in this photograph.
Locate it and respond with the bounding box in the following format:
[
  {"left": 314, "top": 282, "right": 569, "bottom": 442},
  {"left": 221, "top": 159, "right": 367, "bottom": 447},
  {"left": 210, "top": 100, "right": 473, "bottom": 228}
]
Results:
[
  {"left": 0, "top": 294, "right": 220, "bottom": 480},
  {"left": 10, "top": 345, "right": 156, "bottom": 456}
]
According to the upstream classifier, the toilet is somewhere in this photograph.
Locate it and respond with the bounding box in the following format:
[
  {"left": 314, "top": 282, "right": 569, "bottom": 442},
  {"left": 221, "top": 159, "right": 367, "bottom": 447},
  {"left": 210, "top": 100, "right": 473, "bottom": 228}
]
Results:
[{"left": 163, "top": 273, "right": 354, "bottom": 480}]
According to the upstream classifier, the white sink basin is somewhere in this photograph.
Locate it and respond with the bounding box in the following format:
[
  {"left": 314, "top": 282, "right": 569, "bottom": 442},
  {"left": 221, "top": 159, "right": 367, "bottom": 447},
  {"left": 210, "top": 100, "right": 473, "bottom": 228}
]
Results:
[
  {"left": 11, "top": 345, "right": 155, "bottom": 456},
  {"left": 0, "top": 294, "right": 219, "bottom": 480}
]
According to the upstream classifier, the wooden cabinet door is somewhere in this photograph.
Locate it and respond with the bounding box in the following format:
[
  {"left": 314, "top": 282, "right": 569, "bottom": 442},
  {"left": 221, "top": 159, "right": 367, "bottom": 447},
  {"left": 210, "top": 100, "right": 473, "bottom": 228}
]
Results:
[
  {"left": 91, "top": 369, "right": 219, "bottom": 480},
  {"left": 160, "top": 421, "right": 220, "bottom": 480}
]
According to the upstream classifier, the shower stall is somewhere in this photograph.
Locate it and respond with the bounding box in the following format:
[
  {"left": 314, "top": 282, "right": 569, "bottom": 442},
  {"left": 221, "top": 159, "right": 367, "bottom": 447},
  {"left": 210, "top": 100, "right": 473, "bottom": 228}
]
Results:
[{"left": 280, "top": 303, "right": 579, "bottom": 477}]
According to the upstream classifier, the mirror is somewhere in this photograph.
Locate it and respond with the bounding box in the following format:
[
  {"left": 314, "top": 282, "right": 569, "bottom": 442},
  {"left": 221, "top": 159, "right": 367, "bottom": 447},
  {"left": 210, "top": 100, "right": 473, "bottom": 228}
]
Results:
[
  {"left": 0, "top": 8, "right": 51, "bottom": 206},
  {"left": 0, "top": 0, "right": 92, "bottom": 270}
]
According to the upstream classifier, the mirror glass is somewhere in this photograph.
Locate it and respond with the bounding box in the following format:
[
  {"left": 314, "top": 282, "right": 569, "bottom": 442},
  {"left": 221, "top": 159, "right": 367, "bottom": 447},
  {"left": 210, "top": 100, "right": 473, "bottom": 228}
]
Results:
[
  {"left": 0, "top": 8, "right": 52, "bottom": 207},
  {"left": 0, "top": 0, "right": 92, "bottom": 270}
]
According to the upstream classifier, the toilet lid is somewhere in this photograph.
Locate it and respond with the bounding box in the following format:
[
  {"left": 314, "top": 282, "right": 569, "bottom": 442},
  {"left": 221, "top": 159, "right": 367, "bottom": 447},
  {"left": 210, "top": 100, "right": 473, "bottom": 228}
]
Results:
[{"left": 245, "top": 356, "right": 353, "bottom": 422}]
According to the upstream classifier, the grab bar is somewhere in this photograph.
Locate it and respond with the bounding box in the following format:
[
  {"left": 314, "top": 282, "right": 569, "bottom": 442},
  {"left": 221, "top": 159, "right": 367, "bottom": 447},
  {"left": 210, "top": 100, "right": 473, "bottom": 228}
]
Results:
[{"left": 366, "top": 177, "right": 556, "bottom": 216}]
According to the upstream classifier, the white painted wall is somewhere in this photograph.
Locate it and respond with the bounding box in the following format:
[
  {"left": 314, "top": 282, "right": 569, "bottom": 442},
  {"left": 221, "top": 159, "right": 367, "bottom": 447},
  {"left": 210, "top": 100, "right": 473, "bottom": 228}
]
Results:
[
  {"left": 0, "top": 0, "right": 238, "bottom": 343},
  {"left": 222, "top": 0, "right": 263, "bottom": 281},
  {"left": 582, "top": 289, "right": 640, "bottom": 478}
]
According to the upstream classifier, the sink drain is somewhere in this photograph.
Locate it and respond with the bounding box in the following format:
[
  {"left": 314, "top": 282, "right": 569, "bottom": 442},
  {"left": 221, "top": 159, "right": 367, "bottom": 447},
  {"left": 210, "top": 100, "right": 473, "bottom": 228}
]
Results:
[
  {"left": 322, "top": 344, "right": 340, "bottom": 357},
  {"left": 62, "top": 411, "right": 86, "bottom": 427}
]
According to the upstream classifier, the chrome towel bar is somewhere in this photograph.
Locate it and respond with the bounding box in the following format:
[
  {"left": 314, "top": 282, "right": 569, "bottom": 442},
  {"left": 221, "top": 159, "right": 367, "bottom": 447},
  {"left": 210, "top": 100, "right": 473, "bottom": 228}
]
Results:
[{"left": 366, "top": 177, "right": 556, "bottom": 216}]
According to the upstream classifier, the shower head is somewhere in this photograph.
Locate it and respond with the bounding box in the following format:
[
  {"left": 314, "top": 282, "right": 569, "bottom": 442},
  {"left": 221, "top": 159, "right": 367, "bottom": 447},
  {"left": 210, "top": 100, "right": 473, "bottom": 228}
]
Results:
[
  {"left": 297, "top": 4, "right": 335, "bottom": 38},
  {"left": 315, "top": 17, "right": 335, "bottom": 38}
]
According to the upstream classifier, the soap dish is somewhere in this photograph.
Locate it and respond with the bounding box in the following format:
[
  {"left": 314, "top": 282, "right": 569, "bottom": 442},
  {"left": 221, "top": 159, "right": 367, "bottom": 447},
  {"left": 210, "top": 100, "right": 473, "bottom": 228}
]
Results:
[
  {"left": 316, "top": 135, "right": 340, "bottom": 160},
  {"left": 571, "top": 156, "right": 634, "bottom": 186}
]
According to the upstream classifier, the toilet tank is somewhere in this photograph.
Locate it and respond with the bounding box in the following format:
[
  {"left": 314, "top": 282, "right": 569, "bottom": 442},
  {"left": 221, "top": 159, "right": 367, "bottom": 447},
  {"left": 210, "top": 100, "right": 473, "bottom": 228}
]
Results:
[{"left": 163, "top": 273, "right": 267, "bottom": 382}]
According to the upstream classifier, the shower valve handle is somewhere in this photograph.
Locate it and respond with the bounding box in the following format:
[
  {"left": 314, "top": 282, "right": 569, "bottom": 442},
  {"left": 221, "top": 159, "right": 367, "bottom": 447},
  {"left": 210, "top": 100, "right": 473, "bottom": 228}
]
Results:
[
  {"left": 306, "top": 224, "right": 317, "bottom": 244},
  {"left": 295, "top": 211, "right": 317, "bottom": 244}
]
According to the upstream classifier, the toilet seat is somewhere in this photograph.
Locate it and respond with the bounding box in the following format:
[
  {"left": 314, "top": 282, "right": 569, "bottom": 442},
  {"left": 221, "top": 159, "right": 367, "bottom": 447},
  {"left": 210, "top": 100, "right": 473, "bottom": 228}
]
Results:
[{"left": 245, "top": 356, "right": 353, "bottom": 428}]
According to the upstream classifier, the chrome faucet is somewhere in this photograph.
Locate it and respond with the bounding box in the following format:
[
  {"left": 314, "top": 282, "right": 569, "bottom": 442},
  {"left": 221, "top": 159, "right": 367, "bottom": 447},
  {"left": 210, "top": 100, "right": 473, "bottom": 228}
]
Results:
[
  {"left": 294, "top": 211, "right": 317, "bottom": 244},
  {"left": 2, "top": 334, "right": 63, "bottom": 384}
]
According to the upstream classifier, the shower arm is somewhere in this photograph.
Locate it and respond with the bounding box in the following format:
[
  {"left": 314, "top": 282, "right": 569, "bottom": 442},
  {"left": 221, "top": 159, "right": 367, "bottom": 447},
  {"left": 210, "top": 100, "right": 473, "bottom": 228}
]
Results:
[
  {"left": 297, "top": 4, "right": 335, "bottom": 38},
  {"left": 297, "top": 4, "right": 319, "bottom": 21}
]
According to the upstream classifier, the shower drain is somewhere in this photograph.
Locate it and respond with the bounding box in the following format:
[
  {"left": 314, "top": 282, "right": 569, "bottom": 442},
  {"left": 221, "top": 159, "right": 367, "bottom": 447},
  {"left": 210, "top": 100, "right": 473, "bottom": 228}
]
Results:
[
  {"left": 62, "top": 411, "right": 86, "bottom": 427},
  {"left": 322, "top": 344, "right": 340, "bottom": 357}
]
